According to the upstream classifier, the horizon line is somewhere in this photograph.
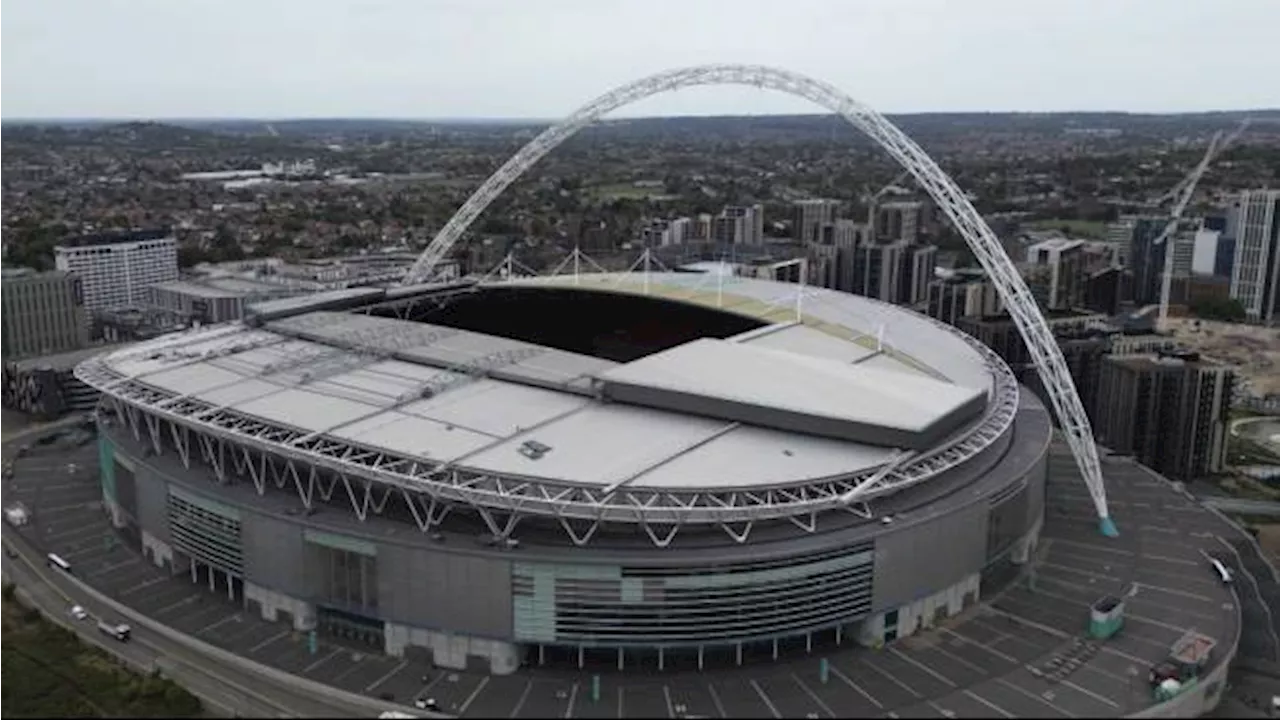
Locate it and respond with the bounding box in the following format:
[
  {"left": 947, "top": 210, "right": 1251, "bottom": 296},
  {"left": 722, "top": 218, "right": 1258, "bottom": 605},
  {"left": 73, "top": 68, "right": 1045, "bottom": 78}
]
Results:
[{"left": 3, "top": 108, "right": 1278, "bottom": 125}]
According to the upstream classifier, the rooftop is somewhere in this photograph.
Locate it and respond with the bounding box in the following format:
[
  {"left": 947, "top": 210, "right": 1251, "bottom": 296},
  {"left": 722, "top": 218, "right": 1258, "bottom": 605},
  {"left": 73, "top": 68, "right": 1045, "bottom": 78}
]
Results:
[
  {"left": 83, "top": 274, "right": 1013, "bottom": 498},
  {"left": 54, "top": 229, "right": 173, "bottom": 250}
]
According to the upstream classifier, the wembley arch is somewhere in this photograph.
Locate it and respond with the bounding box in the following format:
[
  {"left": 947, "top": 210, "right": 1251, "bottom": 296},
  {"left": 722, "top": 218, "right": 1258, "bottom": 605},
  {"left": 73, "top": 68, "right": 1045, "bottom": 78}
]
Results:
[{"left": 403, "top": 63, "right": 1117, "bottom": 536}]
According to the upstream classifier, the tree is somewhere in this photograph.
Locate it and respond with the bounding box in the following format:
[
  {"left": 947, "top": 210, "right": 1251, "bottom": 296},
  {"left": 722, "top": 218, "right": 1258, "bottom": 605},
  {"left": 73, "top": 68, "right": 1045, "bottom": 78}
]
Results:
[{"left": 1190, "top": 297, "right": 1247, "bottom": 322}]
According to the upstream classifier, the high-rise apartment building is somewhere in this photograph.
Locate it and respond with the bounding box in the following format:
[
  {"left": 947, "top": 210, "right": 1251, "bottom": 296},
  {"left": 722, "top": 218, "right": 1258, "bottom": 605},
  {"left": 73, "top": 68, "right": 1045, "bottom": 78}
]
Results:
[
  {"left": 713, "top": 205, "right": 765, "bottom": 246},
  {"left": 0, "top": 268, "right": 90, "bottom": 360},
  {"left": 1025, "top": 239, "right": 1086, "bottom": 311},
  {"left": 1129, "top": 217, "right": 1167, "bottom": 306},
  {"left": 875, "top": 200, "right": 923, "bottom": 244},
  {"left": 1227, "top": 189, "right": 1280, "bottom": 323},
  {"left": 793, "top": 199, "right": 840, "bottom": 244},
  {"left": 925, "top": 273, "right": 1003, "bottom": 326},
  {"left": 54, "top": 230, "right": 179, "bottom": 315},
  {"left": 1093, "top": 351, "right": 1234, "bottom": 482}
]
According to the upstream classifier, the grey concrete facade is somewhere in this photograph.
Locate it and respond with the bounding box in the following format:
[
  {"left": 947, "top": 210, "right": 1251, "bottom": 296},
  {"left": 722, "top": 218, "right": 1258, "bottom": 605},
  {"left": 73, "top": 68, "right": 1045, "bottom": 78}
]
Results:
[{"left": 92, "top": 388, "right": 1049, "bottom": 676}]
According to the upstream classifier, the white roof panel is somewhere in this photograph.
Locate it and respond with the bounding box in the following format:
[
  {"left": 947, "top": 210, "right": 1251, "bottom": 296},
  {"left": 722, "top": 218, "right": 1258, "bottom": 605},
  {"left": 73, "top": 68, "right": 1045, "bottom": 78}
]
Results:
[
  {"left": 633, "top": 425, "right": 896, "bottom": 489},
  {"left": 464, "top": 405, "right": 728, "bottom": 486},
  {"left": 740, "top": 324, "right": 877, "bottom": 364},
  {"left": 232, "top": 388, "right": 380, "bottom": 432},
  {"left": 329, "top": 412, "right": 494, "bottom": 461},
  {"left": 598, "top": 338, "right": 982, "bottom": 434},
  {"left": 142, "top": 363, "right": 247, "bottom": 396},
  {"left": 399, "top": 380, "right": 588, "bottom": 437},
  {"left": 199, "top": 377, "right": 288, "bottom": 408}
]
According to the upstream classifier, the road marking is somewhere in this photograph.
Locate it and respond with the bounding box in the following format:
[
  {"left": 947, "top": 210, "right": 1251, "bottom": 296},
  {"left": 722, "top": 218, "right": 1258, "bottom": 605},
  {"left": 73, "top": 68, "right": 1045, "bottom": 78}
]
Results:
[
  {"left": 828, "top": 665, "right": 882, "bottom": 708},
  {"left": 663, "top": 685, "right": 675, "bottom": 719},
  {"left": 196, "top": 612, "right": 242, "bottom": 636},
  {"left": 791, "top": 673, "right": 835, "bottom": 718},
  {"left": 117, "top": 574, "right": 169, "bottom": 596},
  {"left": 153, "top": 594, "right": 199, "bottom": 618},
  {"left": 859, "top": 656, "right": 921, "bottom": 698},
  {"left": 509, "top": 679, "right": 533, "bottom": 718},
  {"left": 618, "top": 686, "right": 625, "bottom": 719},
  {"left": 459, "top": 676, "right": 490, "bottom": 715},
  {"left": 1059, "top": 678, "right": 1119, "bottom": 709},
  {"left": 563, "top": 681, "right": 579, "bottom": 719},
  {"left": 996, "top": 678, "right": 1076, "bottom": 718},
  {"left": 327, "top": 655, "right": 371, "bottom": 685},
  {"left": 1026, "top": 584, "right": 1204, "bottom": 634},
  {"left": 888, "top": 646, "right": 956, "bottom": 687},
  {"left": 301, "top": 647, "right": 343, "bottom": 675},
  {"left": 963, "top": 689, "right": 1013, "bottom": 718},
  {"left": 749, "top": 679, "right": 782, "bottom": 719},
  {"left": 927, "top": 700, "right": 956, "bottom": 718},
  {"left": 706, "top": 682, "right": 729, "bottom": 718},
  {"left": 247, "top": 628, "right": 290, "bottom": 654},
  {"left": 87, "top": 557, "right": 140, "bottom": 579},
  {"left": 982, "top": 606, "right": 1070, "bottom": 640},
  {"left": 922, "top": 638, "right": 993, "bottom": 674}
]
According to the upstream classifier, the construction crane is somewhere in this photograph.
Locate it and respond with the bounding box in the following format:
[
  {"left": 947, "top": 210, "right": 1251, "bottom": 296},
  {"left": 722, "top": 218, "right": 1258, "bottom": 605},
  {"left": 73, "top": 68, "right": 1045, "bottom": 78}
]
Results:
[{"left": 1153, "top": 119, "right": 1250, "bottom": 328}]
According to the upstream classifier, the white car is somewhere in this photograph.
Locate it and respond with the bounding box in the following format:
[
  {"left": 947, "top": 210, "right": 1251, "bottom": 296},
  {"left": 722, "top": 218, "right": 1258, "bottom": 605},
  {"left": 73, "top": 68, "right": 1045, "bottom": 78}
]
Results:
[
  {"left": 69, "top": 605, "right": 89, "bottom": 621},
  {"left": 414, "top": 698, "right": 438, "bottom": 711}
]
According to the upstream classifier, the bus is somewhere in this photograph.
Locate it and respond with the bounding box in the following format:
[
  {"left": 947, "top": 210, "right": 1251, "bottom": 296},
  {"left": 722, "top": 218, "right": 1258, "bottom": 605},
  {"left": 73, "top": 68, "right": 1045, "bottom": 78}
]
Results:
[
  {"left": 1209, "top": 557, "right": 1233, "bottom": 584},
  {"left": 47, "top": 553, "right": 72, "bottom": 574}
]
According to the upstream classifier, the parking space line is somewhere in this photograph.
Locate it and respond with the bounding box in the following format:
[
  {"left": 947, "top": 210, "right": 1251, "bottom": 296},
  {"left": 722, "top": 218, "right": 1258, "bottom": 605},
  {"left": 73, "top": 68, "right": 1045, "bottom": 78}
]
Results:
[
  {"left": 706, "top": 682, "right": 728, "bottom": 718},
  {"left": 563, "top": 681, "right": 579, "bottom": 719},
  {"left": 982, "top": 606, "right": 1069, "bottom": 640},
  {"left": 995, "top": 678, "right": 1076, "bottom": 718},
  {"left": 1059, "top": 678, "right": 1119, "bottom": 710},
  {"left": 249, "top": 629, "right": 290, "bottom": 654},
  {"left": 749, "top": 679, "right": 781, "bottom": 719},
  {"left": 662, "top": 685, "right": 675, "bottom": 719},
  {"left": 329, "top": 656, "right": 374, "bottom": 685},
  {"left": 509, "top": 679, "right": 533, "bottom": 718},
  {"left": 941, "top": 627, "right": 1018, "bottom": 664},
  {"left": 154, "top": 594, "right": 199, "bottom": 617},
  {"left": 791, "top": 673, "right": 835, "bottom": 718},
  {"left": 87, "top": 557, "right": 139, "bottom": 579},
  {"left": 888, "top": 646, "right": 957, "bottom": 687},
  {"left": 119, "top": 575, "right": 170, "bottom": 596},
  {"left": 1027, "top": 585, "right": 1199, "bottom": 634},
  {"left": 829, "top": 665, "right": 883, "bottom": 708},
  {"left": 302, "top": 647, "right": 343, "bottom": 675},
  {"left": 1036, "top": 574, "right": 1222, "bottom": 624},
  {"left": 458, "top": 676, "right": 490, "bottom": 716},
  {"left": 413, "top": 670, "right": 447, "bottom": 704},
  {"left": 927, "top": 700, "right": 956, "bottom": 718},
  {"left": 196, "top": 613, "right": 242, "bottom": 636},
  {"left": 923, "top": 640, "right": 992, "bottom": 674},
  {"left": 365, "top": 660, "right": 407, "bottom": 692},
  {"left": 963, "top": 689, "right": 1013, "bottom": 718},
  {"left": 858, "top": 657, "right": 921, "bottom": 698}
]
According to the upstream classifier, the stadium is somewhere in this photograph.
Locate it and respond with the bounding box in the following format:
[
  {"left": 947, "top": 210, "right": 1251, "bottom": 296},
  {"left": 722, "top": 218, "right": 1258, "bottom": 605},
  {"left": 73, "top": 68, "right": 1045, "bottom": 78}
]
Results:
[{"left": 74, "top": 266, "right": 1052, "bottom": 676}]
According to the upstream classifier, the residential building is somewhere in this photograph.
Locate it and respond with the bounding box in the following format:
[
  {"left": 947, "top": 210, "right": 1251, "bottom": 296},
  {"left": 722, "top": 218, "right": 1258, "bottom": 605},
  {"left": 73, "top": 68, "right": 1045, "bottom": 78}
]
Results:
[
  {"left": 1129, "top": 217, "right": 1167, "bottom": 306},
  {"left": 793, "top": 199, "right": 840, "bottom": 244},
  {"left": 0, "top": 268, "right": 90, "bottom": 360},
  {"left": 1025, "top": 238, "right": 1086, "bottom": 311},
  {"left": 1227, "top": 189, "right": 1280, "bottom": 323},
  {"left": 712, "top": 205, "right": 765, "bottom": 246},
  {"left": 54, "top": 229, "right": 179, "bottom": 315},
  {"left": 925, "top": 273, "right": 1003, "bottom": 326},
  {"left": 1094, "top": 351, "right": 1234, "bottom": 482},
  {"left": 875, "top": 200, "right": 923, "bottom": 244}
]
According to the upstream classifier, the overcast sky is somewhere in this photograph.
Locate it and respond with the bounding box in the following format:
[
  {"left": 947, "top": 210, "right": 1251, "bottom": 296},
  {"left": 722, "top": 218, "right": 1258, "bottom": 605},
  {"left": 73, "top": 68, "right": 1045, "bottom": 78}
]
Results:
[{"left": 3, "top": 0, "right": 1277, "bottom": 120}]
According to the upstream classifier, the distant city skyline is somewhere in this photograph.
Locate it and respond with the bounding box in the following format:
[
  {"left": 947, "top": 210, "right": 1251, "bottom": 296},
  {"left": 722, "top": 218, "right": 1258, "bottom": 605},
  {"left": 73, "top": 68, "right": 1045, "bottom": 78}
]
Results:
[{"left": 2, "top": 0, "right": 1278, "bottom": 120}]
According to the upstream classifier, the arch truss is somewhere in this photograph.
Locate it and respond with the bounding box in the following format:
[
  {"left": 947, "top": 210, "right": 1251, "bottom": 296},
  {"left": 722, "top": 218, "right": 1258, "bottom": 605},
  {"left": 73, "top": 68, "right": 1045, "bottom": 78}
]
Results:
[{"left": 403, "top": 63, "right": 1115, "bottom": 535}]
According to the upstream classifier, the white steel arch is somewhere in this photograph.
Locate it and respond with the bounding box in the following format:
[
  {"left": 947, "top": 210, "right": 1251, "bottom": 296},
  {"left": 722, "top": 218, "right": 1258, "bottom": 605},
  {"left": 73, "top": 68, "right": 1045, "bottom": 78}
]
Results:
[{"left": 404, "top": 63, "right": 1116, "bottom": 535}]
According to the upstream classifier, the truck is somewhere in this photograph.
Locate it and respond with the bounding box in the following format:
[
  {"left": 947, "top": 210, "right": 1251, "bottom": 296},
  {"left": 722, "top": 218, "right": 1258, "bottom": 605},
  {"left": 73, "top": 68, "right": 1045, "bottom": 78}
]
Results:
[
  {"left": 1148, "top": 631, "right": 1215, "bottom": 699},
  {"left": 97, "top": 620, "right": 132, "bottom": 642}
]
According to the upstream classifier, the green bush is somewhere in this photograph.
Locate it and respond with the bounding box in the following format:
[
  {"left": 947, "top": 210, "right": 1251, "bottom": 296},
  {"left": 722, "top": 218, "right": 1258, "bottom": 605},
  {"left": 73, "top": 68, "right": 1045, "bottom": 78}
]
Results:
[{"left": 1, "top": 598, "right": 202, "bottom": 718}]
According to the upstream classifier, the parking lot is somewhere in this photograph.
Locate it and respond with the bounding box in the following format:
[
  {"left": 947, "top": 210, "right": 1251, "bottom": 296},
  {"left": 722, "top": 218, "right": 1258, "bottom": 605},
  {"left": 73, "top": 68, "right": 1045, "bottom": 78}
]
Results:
[{"left": 3, "top": 433, "right": 1245, "bottom": 718}]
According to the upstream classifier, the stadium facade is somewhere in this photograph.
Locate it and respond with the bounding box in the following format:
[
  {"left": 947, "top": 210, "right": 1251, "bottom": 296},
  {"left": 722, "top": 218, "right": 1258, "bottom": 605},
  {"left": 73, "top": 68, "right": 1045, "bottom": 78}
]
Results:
[{"left": 76, "top": 271, "right": 1051, "bottom": 675}]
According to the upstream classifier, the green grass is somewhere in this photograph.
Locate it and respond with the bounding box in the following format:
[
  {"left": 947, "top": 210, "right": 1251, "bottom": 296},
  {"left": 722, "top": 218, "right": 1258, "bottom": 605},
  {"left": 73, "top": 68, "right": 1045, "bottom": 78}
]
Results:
[
  {"left": 583, "top": 183, "right": 665, "bottom": 201},
  {"left": 1, "top": 592, "right": 202, "bottom": 718},
  {"left": 1023, "top": 218, "right": 1107, "bottom": 239}
]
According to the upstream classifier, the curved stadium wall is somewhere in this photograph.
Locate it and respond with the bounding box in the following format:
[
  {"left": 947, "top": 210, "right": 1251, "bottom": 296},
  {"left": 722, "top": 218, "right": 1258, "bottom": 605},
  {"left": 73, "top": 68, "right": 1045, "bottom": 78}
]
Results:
[{"left": 91, "top": 382, "right": 1049, "bottom": 675}]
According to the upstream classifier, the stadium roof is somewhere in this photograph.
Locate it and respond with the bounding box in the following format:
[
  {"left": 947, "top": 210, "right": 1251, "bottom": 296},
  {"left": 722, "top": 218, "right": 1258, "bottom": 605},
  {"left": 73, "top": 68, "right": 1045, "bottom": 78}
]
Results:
[{"left": 84, "top": 273, "right": 1014, "bottom": 498}]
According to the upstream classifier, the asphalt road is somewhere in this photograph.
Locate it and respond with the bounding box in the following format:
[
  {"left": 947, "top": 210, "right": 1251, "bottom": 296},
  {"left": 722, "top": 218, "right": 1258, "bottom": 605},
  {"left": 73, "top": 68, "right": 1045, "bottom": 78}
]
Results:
[{"left": 2, "top": 526, "right": 377, "bottom": 719}]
